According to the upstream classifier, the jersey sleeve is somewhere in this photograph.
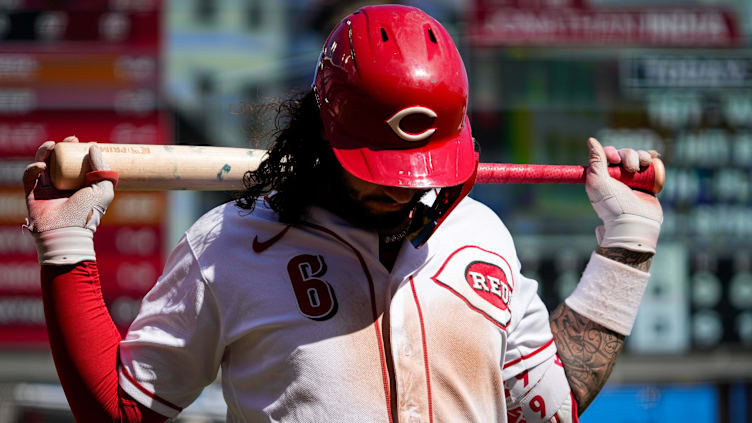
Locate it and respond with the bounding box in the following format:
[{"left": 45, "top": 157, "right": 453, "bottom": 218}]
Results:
[
  {"left": 118, "top": 234, "right": 225, "bottom": 418},
  {"left": 504, "top": 353, "right": 579, "bottom": 423},
  {"left": 503, "top": 269, "right": 557, "bottom": 378},
  {"left": 503, "top": 265, "right": 577, "bottom": 422}
]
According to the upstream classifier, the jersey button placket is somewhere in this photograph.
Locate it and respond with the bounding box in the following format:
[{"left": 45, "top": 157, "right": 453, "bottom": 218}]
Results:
[
  {"left": 390, "top": 280, "right": 430, "bottom": 423},
  {"left": 401, "top": 343, "right": 413, "bottom": 357}
]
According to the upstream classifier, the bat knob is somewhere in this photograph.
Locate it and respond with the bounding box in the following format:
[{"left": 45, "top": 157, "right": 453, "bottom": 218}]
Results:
[{"left": 651, "top": 158, "right": 666, "bottom": 195}]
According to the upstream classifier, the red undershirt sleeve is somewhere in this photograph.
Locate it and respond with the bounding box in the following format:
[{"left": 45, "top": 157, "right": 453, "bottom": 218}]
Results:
[{"left": 41, "top": 261, "right": 167, "bottom": 423}]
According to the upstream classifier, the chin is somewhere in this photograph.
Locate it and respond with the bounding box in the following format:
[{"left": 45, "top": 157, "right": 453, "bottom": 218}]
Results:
[{"left": 359, "top": 210, "right": 412, "bottom": 233}]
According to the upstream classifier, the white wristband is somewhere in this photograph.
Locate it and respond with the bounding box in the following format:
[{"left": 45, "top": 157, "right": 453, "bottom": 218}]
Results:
[
  {"left": 565, "top": 252, "right": 650, "bottom": 336},
  {"left": 32, "top": 227, "right": 96, "bottom": 265}
]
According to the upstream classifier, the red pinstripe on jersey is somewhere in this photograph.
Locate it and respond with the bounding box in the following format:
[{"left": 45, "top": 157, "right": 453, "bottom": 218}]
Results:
[
  {"left": 410, "top": 276, "right": 434, "bottom": 423},
  {"left": 301, "top": 221, "right": 394, "bottom": 423}
]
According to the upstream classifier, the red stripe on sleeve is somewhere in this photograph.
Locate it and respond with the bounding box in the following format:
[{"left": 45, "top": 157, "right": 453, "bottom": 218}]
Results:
[
  {"left": 571, "top": 392, "right": 580, "bottom": 421},
  {"left": 120, "top": 364, "right": 182, "bottom": 412},
  {"left": 503, "top": 338, "right": 555, "bottom": 369}
]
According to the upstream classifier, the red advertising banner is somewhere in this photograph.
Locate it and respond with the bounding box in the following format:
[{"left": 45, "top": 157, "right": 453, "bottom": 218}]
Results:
[
  {"left": 469, "top": 3, "right": 742, "bottom": 47},
  {"left": 0, "top": 2, "right": 168, "bottom": 347},
  {"left": 0, "top": 88, "right": 162, "bottom": 113},
  {"left": 0, "top": 189, "right": 169, "bottom": 346},
  {"left": 0, "top": 110, "right": 169, "bottom": 158},
  {"left": 0, "top": 51, "right": 159, "bottom": 88},
  {"left": 0, "top": 9, "right": 161, "bottom": 47},
  {"left": 9, "top": 0, "right": 162, "bottom": 11},
  {"left": 0, "top": 257, "right": 165, "bottom": 344}
]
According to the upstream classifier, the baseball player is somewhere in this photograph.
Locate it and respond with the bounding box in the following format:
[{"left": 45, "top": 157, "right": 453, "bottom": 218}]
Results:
[{"left": 23, "top": 5, "right": 662, "bottom": 423}]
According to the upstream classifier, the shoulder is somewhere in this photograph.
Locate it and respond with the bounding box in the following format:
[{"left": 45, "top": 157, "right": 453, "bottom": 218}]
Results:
[
  {"left": 449, "top": 195, "right": 502, "bottom": 222},
  {"left": 428, "top": 195, "right": 527, "bottom": 294},
  {"left": 438, "top": 195, "right": 515, "bottom": 248},
  {"left": 424, "top": 196, "right": 536, "bottom": 332},
  {"left": 184, "top": 199, "right": 281, "bottom": 258}
]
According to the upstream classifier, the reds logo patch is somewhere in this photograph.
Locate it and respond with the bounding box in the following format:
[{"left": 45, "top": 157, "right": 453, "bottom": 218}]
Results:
[
  {"left": 465, "top": 261, "right": 513, "bottom": 311},
  {"left": 432, "top": 246, "right": 515, "bottom": 329}
]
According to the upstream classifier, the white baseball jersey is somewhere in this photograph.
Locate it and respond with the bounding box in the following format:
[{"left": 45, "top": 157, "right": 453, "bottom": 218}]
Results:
[{"left": 118, "top": 195, "right": 573, "bottom": 422}]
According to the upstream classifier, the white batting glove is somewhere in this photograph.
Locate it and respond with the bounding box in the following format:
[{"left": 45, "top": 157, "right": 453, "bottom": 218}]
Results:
[
  {"left": 23, "top": 136, "right": 118, "bottom": 265},
  {"left": 585, "top": 137, "right": 662, "bottom": 254}
]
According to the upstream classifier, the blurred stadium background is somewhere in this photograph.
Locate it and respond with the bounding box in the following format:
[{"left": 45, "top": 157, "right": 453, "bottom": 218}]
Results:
[{"left": 0, "top": 0, "right": 751, "bottom": 421}]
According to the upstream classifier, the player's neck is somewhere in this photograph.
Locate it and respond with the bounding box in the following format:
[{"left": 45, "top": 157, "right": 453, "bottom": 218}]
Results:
[
  {"left": 377, "top": 218, "right": 412, "bottom": 271},
  {"left": 378, "top": 237, "right": 403, "bottom": 272}
]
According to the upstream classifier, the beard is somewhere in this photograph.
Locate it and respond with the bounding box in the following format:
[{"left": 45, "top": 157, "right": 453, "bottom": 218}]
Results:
[
  {"left": 322, "top": 167, "right": 429, "bottom": 234},
  {"left": 340, "top": 186, "right": 427, "bottom": 233}
]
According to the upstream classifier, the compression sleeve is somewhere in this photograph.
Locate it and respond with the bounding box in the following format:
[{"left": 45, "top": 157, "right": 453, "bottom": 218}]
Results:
[{"left": 41, "top": 262, "right": 168, "bottom": 423}]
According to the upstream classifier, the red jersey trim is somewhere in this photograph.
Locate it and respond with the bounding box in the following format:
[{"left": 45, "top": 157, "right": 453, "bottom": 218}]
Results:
[
  {"left": 410, "top": 277, "right": 434, "bottom": 423},
  {"left": 119, "top": 365, "right": 183, "bottom": 413},
  {"left": 502, "top": 338, "right": 555, "bottom": 369},
  {"left": 301, "top": 222, "right": 394, "bottom": 423},
  {"left": 571, "top": 392, "right": 580, "bottom": 422},
  {"left": 432, "top": 245, "right": 516, "bottom": 289},
  {"left": 432, "top": 278, "right": 512, "bottom": 330}
]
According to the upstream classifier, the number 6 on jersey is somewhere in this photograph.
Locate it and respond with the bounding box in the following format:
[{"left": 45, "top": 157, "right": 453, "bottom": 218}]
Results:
[{"left": 286, "top": 255, "right": 338, "bottom": 321}]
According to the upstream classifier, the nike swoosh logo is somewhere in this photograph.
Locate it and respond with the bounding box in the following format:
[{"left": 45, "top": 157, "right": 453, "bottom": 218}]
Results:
[{"left": 252, "top": 226, "right": 292, "bottom": 253}]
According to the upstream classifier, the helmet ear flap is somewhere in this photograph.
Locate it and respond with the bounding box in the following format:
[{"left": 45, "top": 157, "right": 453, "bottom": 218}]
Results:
[{"left": 408, "top": 148, "right": 480, "bottom": 248}]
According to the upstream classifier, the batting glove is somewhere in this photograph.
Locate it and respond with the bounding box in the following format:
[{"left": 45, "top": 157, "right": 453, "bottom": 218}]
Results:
[
  {"left": 23, "top": 136, "right": 118, "bottom": 265},
  {"left": 585, "top": 137, "right": 662, "bottom": 254}
]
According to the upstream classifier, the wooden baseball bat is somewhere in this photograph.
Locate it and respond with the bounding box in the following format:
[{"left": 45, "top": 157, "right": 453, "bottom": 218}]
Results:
[
  {"left": 49, "top": 143, "right": 267, "bottom": 191},
  {"left": 49, "top": 142, "right": 665, "bottom": 193}
]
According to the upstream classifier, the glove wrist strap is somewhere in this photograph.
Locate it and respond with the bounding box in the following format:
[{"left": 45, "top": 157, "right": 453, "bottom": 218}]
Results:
[
  {"left": 33, "top": 227, "right": 95, "bottom": 265},
  {"left": 593, "top": 197, "right": 660, "bottom": 254},
  {"left": 565, "top": 252, "right": 650, "bottom": 335}
]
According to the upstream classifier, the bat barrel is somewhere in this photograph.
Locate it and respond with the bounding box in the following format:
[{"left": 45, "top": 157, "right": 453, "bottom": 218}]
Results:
[{"left": 50, "top": 142, "right": 267, "bottom": 191}]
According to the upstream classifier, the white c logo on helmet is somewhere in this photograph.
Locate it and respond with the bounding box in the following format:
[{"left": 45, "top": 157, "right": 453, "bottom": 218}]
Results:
[{"left": 386, "top": 106, "right": 437, "bottom": 142}]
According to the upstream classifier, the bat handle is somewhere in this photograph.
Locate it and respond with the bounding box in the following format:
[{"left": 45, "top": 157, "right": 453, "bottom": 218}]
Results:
[{"left": 476, "top": 158, "right": 666, "bottom": 194}]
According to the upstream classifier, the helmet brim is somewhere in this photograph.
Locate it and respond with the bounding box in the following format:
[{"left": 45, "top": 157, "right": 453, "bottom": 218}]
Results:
[{"left": 329, "top": 117, "right": 476, "bottom": 188}]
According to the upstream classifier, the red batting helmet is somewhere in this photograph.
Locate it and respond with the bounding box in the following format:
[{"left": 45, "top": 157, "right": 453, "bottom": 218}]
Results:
[{"left": 313, "top": 5, "right": 476, "bottom": 188}]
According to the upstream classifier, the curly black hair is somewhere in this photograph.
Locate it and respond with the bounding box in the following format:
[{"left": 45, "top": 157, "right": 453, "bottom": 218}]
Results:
[{"left": 234, "top": 89, "right": 336, "bottom": 224}]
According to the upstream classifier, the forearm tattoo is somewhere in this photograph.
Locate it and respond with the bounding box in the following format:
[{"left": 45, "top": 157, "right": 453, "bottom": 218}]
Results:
[
  {"left": 548, "top": 247, "right": 652, "bottom": 413},
  {"left": 549, "top": 303, "right": 625, "bottom": 414},
  {"left": 550, "top": 247, "right": 653, "bottom": 414},
  {"left": 595, "top": 246, "right": 653, "bottom": 272}
]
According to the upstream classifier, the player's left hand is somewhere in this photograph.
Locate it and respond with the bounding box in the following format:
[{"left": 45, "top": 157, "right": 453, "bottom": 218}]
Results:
[
  {"left": 585, "top": 137, "right": 662, "bottom": 254},
  {"left": 23, "top": 136, "right": 117, "bottom": 265}
]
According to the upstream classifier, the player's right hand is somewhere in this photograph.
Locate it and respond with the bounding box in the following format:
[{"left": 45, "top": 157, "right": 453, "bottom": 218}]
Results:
[
  {"left": 585, "top": 137, "right": 662, "bottom": 254},
  {"left": 23, "top": 136, "right": 117, "bottom": 265}
]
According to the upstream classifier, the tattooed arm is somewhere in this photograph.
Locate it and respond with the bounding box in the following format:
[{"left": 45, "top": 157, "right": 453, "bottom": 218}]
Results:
[{"left": 549, "top": 247, "right": 652, "bottom": 414}]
